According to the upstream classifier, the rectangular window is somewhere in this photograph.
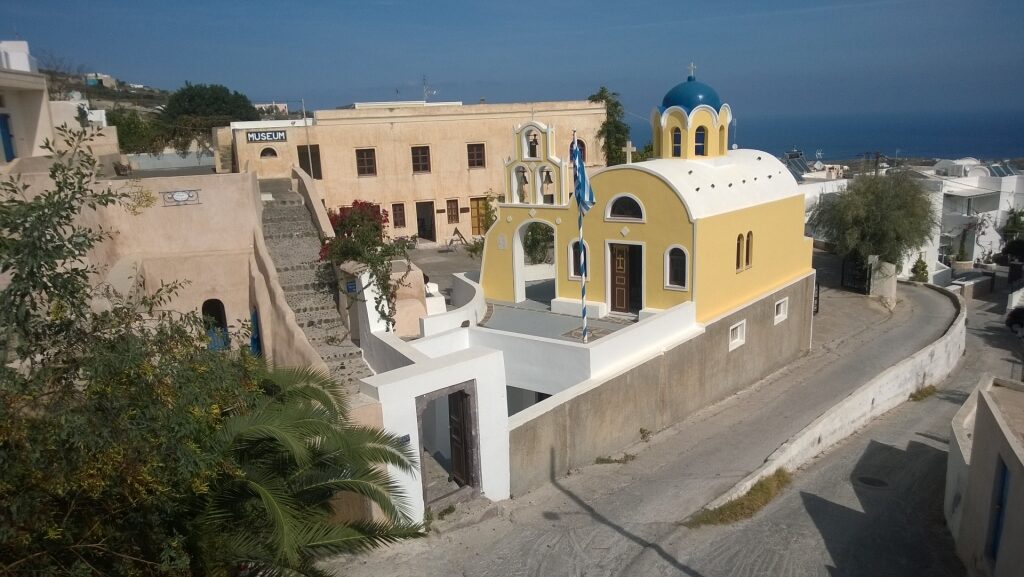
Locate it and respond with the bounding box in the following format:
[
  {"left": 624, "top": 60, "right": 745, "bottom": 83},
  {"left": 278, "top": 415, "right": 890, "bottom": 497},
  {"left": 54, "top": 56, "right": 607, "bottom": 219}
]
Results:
[
  {"left": 467, "top": 143, "right": 486, "bottom": 168},
  {"left": 446, "top": 199, "right": 460, "bottom": 224},
  {"left": 392, "top": 203, "right": 406, "bottom": 228},
  {"left": 297, "top": 145, "right": 322, "bottom": 180},
  {"left": 355, "top": 148, "right": 376, "bottom": 176},
  {"left": 774, "top": 297, "right": 789, "bottom": 325},
  {"left": 411, "top": 145, "right": 431, "bottom": 173},
  {"left": 728, "top": 320, "right": 746, "bottom": 351}
]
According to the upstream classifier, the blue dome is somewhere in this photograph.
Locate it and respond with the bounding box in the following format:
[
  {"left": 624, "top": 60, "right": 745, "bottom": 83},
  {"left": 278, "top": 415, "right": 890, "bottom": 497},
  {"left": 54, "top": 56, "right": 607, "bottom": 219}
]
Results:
[{"left": 661, "top": 75, "right": 722, "bottom": 112}]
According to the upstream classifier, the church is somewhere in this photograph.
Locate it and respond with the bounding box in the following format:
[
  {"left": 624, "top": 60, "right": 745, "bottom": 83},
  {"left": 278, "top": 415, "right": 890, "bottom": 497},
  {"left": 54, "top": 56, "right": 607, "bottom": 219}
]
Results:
[{"left": 480, "top": 69, "right": 814, "bottom": 326}]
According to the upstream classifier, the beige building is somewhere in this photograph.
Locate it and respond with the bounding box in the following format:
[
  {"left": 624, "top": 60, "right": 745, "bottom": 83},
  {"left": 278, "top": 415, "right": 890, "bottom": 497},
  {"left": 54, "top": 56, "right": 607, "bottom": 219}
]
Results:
[
  {"left": 221, "top": 100, "right": 606, "bottom": 242},
  {"left": 0, "top": 40, "right": 53, "bottom": 164},
  {"left": 947, "top": 375, "right": 1024, "bottom": 577}
]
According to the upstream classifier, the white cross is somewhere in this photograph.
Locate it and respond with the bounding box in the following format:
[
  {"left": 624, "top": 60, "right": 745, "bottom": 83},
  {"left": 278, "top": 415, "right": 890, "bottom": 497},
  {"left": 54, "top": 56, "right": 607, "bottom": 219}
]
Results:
[
  {"left": 622, "top": 140, "right": 637, "bottom": 164},
  {"left": 688, "top": 62, "right": 697, "bottom": 77}
]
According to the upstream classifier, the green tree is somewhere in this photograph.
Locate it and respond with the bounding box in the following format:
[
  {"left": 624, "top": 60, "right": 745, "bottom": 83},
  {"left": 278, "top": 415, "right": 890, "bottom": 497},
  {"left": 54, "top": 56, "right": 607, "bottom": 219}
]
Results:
[
  {"left": 0, "top": 129, "right": 420, "bottom": 577},
  {"left": 107, "top": 107, "right": 166, "bottom": 154},
  {"left": 161, "top": 83, "right": 258, "bottom": 155},
  {"left": 809, "top": 172, "right": 937, "bottom": 267},
  {"left": 588, "top": 86, "right": 630, "bottom": 166}
]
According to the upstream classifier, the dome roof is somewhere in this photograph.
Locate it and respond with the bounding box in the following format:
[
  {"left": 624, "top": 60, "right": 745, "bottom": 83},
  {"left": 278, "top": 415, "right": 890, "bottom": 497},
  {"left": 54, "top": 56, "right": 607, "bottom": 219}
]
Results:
[{"left": 661, "top": 75, "right": 722, "bottom": 113}]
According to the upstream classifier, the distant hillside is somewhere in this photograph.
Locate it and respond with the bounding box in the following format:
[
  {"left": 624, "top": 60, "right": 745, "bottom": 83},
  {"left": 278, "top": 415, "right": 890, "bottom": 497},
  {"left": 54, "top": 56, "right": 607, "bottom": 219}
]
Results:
[{"left": 42, "top": 68, "right": 169, "bottom": 111}]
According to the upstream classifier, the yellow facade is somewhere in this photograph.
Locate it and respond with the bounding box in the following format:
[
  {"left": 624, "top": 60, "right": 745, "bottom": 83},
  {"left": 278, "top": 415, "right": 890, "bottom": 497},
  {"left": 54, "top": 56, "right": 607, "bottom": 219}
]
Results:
[
  {"left": 653, "top": 106, "right": 732, "bottom": 160},
  {"left": 693, "top": 196, "right": 812, "bottom": 322}
]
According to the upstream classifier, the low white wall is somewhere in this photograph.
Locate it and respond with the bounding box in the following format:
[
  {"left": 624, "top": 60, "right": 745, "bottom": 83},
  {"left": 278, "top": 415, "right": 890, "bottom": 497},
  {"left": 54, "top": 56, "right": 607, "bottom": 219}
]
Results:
[
  {"left": 468, "top": 327, "right": 591, "bottom": 395},
  {"left": 349, "top": 270, "right": 429, "bottom": 373},
  {"left": 707, "top": 284, "right": 965, "bottom": 509},
  {"left": 361, "top": 346, "right": 511, "bottom": 523},
  {"left": 522, "top": 262, "right": 556, "bottom": 282},
  {"left": 1008, "top": 286, "right": 1024, "bottom": 312},
  {"left": 420, "top": 272, "right": 487, "bottom": 337},
  {"left": 412, "top": 328, "right": 470, "bottom": 358},
  {"left": 588, "top": 302, "right": 699, "bottom": 378},
  {"left": 945, "top": 377, "right": 982, "bottom": 538}
]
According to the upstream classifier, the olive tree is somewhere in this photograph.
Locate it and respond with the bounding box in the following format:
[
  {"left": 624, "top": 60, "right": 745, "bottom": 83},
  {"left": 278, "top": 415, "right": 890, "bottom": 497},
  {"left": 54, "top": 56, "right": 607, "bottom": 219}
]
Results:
[{"left": 809, "top": 172, "right": 937, "bottom": 267}]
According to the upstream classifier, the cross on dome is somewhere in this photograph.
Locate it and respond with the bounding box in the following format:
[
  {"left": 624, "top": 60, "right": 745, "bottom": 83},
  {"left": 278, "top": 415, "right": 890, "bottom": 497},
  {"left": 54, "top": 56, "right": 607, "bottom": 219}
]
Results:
[{"left": 688, "top": 62, "right": 697, "bottom": 78}]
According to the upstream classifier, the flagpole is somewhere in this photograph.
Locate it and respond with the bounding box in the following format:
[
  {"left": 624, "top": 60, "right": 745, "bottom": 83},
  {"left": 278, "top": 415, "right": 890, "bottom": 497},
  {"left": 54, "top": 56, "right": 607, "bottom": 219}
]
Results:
[{"left": 573, "top": 130, "right": 589, "bottom": 344}]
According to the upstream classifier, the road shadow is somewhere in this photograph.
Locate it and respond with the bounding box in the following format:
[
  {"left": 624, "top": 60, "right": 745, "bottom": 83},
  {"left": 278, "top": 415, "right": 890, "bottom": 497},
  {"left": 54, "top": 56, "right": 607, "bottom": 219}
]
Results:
[
  {"left": 800, "top": 439, "right": 965, "bottom": 576},
  {"left": 545, "top": 449, "right": 707, "bottom": 577}
]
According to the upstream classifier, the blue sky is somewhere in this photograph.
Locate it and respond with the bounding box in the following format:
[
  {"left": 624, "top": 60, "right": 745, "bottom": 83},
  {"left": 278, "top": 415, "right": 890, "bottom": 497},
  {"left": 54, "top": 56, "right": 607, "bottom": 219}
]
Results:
[{"left": 4, "top": 0, "right": 1023, "bottom": 153}]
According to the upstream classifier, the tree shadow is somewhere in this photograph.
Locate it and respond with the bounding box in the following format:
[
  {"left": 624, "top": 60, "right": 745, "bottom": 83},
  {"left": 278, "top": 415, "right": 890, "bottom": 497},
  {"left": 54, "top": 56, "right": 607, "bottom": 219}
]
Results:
[
  {"left": 544, "top": 449, "right": 707, "bottom": 577},
  {"left": 800, "top": 439, "right": 965, "bottom": 576}
]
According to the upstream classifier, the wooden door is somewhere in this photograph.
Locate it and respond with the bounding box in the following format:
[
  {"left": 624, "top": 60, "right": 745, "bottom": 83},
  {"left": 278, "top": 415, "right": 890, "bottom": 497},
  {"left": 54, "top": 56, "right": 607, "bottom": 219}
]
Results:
[
  {"left": 448, "top": 391, "right": 473, "bottom": 487},
  {"left": 470, "top": 197, "right": 485, "bottom": 235},
  {"left": 611, "top": 244, "right": 629, "bottom": 313}
]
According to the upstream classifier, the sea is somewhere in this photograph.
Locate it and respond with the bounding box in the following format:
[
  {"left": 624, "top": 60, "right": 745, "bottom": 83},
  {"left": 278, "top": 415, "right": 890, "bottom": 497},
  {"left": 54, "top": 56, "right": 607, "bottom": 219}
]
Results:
[{"left": 627, "top": 110, "right": 1024, "bottom": 163}]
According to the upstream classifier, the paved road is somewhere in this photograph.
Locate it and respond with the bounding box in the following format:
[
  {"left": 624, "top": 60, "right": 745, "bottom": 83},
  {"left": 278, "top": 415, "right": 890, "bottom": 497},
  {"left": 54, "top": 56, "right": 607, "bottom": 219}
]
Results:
[
  {"left": 327, "top": 281, "right": 957, "bottom": 577},
  {"left": 667, "top": 289, "right": 1016, "bottom": 577}
]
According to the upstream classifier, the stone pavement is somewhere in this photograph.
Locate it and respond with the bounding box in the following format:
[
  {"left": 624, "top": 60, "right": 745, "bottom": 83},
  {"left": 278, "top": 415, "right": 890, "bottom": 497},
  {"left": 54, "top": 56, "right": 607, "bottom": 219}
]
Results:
[
  {"left": 663, "top": 288, "right": 1016, "bottom": 577},
  {"left": 324, "top": 279, "right": 957, "bottom": 577}
]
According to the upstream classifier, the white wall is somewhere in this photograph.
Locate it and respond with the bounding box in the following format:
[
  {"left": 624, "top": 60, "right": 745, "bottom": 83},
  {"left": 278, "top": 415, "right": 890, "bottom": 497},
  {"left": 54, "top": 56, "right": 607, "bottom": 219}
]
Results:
[{"left": 361, "top": 347, "right": 511, "bottom": 522}]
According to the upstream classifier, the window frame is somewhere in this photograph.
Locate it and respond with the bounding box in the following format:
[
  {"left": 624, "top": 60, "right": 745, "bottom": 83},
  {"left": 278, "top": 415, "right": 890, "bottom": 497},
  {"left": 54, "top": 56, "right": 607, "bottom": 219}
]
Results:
[
  {"left": 745, "top": 231, "right": 753, "bottom": 269},
  {"left": 392, "top": 203, "right": 406, "bottom": 229},
  {"left": 728, "top": 319, "right": 746, "bottom": 351},
  {"left": 736, "top": 234, "right": 745, "bottom": 272},
  {"left": 671, "top": 127, "right": 682, "bottom": 157},
  {"left": 774, "top": 297, "right": 789, "bottom": 325},
  {"left": 259, "top": 147, "right": 278, "bottom": 158},
  {"left": 605, "top": 193, "right": 646, "bottom": 222},
  {"left": 411, "top": 145, "right": 431, "bottom": 174},
  {"left": 567, "top": 239, "right": 589, "bottom": 280},
  {"left": 664, "top": 245, "right": 689, "bottom": 291},
  {"left": 355, "top": 148, "right": 377, "bottom": 177},
  {"left": 467, "top": 142, "right": 486, "bottom": 169},
  {"left": 695, "top": 126, "right": 708, "bottom": 156},
  {"left": 446, "top": 199, "right": 460, "bottom": 224}
]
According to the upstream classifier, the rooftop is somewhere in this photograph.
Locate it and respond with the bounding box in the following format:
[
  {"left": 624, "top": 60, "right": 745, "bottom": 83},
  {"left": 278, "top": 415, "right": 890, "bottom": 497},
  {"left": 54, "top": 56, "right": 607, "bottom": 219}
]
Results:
[{"left": 989, "top": 380, "right": 1024, "bottom": 448}]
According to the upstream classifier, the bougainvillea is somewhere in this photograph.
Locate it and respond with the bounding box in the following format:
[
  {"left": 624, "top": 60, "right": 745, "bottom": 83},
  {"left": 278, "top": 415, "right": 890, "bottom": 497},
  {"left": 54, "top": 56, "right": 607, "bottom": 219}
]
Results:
[{"left": 320, "top": 201, "right": 407, "bottom": 331}]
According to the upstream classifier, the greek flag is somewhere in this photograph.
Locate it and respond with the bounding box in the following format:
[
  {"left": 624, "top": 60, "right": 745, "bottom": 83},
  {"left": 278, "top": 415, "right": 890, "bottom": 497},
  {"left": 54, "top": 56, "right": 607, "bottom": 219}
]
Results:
[
  {"left": 571, "top": 131, "right": 594, "bottom": 343},
  {"left": 570, "top": 134, "right": 595, "bottom": 215}
]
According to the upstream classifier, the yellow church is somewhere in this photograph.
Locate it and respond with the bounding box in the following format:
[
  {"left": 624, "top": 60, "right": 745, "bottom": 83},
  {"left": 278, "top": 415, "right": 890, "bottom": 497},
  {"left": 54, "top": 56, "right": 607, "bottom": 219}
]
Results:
[{"left": 479, "top": 71, "right": 813, "bottom": 326}]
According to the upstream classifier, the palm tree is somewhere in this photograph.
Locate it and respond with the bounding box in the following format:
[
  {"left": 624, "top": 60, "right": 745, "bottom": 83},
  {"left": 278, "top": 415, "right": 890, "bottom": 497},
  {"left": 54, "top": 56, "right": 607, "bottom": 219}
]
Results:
[{"left": 191, "top": 365, "right": 422, "bottom": 577}]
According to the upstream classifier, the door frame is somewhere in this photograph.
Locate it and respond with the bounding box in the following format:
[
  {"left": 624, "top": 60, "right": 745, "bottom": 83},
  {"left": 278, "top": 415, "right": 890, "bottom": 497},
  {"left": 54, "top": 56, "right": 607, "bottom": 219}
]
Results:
[
  {"left": 605, "top": 240, "right": 645, "bottom": 314},
  {"left": 415, "top": 201, "right": 436, "bottom": 242},
  {"left": 0, "top": 114, "right": 15, "bottom": 162},
  {"left": 414, "top": 380, "right": 481, "bottom": 505}
]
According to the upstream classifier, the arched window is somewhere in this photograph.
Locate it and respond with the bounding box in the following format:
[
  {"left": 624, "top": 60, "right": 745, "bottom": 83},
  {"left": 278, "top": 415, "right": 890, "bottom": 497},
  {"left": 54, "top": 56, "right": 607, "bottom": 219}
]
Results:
[
  {"left": 719, "top": 125, "right": 726, "bottom": 155},
  {"left": 202, "top": 299, "right": 229, "bottom": 350},
  {"left": 260, "top": 147, "right": 278, "bottom": 158},
  {"left": 736, "top": 234, "right": 744, "bottom": 272},
  {"left": 666, "top": 247, "right": 687, "bottom": 289},
  {"left": 576, "top": 140, "right": 587, "bottom": 162},
  {"left": 570, "top": 240, "right": 588, "bottom": 278},
  {"left": 671, "top": 128, "right": 682, "bottom": 157},
  {"left": 695, "top": 126, "right": 708, "bottom": 156},
  {"left": 525, "top": 130, "right": 539, "bottom": 158},
  {"left": 745, "top": 231, "right": 753, "bottom": 268},
  {"left": 609, "top": 195, "right": 644, "bottom": 220}
]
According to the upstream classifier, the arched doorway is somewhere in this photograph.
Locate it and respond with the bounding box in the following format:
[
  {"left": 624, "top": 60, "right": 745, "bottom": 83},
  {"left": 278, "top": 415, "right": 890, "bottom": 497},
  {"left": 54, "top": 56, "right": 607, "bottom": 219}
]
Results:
[
  {"left": 512, "top": 220, "right": 556, "bottom": 305},
  {"left": 202, "top": 299, "right": 229, "bottom": 350}
]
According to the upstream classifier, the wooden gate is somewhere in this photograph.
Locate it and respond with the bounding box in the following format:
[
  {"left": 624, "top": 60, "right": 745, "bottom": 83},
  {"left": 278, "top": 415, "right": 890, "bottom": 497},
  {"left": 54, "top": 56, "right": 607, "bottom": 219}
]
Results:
[{"left": 447, "top": 391, "right": 474, "bottom": 487}]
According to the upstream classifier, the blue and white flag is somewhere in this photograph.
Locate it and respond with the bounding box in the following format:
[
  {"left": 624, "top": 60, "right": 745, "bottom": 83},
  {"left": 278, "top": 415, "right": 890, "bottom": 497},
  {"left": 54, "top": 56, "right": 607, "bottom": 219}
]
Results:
[{"left": 570, "top": 134, "right": 595, "bottom": 215}]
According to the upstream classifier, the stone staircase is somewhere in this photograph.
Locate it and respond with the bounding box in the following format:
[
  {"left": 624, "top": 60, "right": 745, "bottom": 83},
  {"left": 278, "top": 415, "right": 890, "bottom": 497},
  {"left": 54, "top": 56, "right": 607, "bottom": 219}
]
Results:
[{"left": 259, "top": 180, "right": 373, "bottom": 399}]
